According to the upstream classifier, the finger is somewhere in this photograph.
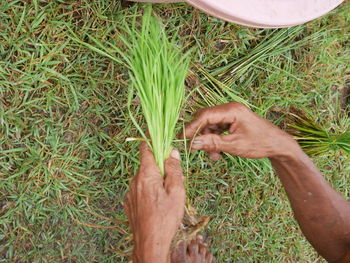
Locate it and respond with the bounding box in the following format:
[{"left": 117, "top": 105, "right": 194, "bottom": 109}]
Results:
[
  {"left": 138, "top": 141, "right": 163, "bottom": 184},
  {"left": 188, "top": 239, "right": 199, "bottom": 255},
  {"left": 209, "top": 152, "right": 222, "bottom": 161},
  {"left": 171, "top": 241, "right": 187, "bottom": 262},
  {"left": 203, "top": 128, "right": 222, "bottom": 161},
  {"left": 199, "top": 243, "right": 207, "bottom": 256},
  {"left": 191, "top": 134, "right": 235, "bottom": 153},
  {"left": 183, "top": 111, "right": 210, "bottom": 139},
  {"left": 139, "top": 141, "right": 158, "bottom": 170},
  {"left": 202, "top": 127, "right": 212, "bottom": 135},
  {"left": 206, "top": 252, "right": 214, "bottom": 263},
  {"left": 164, "top": 149, "right": 185, "bottom": 195},
  {"left": 183, "top": 104, "right": 237, "bottom": 139}
]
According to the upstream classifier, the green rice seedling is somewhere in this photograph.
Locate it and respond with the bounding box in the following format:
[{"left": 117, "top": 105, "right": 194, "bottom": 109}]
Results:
[
  {"left": 286, "top": 107, "right": 350, "bottom": 157},
  {"left": 68, "top": 6, "right": 190, "bottom": 175},
  {"left": 124, "top": 6, "right": 190, "bottom": 175}
]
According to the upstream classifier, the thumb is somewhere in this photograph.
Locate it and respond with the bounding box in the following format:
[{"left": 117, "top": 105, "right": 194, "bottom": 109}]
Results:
[
  {"left": 164, "top": 149, "right": 184, "bottom": 195},
  {"left": 191, "top": 134, "right": 233, "bottom": 153}
]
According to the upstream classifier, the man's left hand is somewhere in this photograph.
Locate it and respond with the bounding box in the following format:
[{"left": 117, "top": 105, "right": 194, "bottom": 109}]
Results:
[{"left": 124, "top": 142, "right": 185, "bottom": 263}]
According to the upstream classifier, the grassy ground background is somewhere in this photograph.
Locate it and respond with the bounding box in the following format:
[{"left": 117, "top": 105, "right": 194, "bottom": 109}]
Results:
[{"left": 1, "top": 0, "right": 349, "bottom": 262}]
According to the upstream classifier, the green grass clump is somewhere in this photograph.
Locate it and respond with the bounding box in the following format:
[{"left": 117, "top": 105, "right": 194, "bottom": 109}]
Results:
[
  {"left": 209, "top": 26, "right": 315, "bottom": 87},
  {"left": 286, "top": 107, "right": 350, "bottom": 156},
  {"left": 125, "top": 7, "right": 190, "bottom": 174}
]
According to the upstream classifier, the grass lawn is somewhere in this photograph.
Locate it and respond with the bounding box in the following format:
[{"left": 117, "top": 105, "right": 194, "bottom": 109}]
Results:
[{"left": 1, "top": 1, "right": 349, "bottom": 262}]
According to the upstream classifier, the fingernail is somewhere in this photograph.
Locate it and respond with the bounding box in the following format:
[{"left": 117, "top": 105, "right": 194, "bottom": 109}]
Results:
[
  {"left": 171, "top": 149, "right": 181, "bottom": 160},
  {"left": 193, "top": 139, "right": 203, "bottom": 145},
  {"left": 191, "top": 143, "right": 202, "bottom": 151}
]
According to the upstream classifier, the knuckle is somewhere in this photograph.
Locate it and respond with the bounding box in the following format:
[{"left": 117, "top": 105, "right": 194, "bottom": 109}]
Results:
[
  {"left": 167, "top": 161, "right": 181, "bottom": 173},
  {"left": 227, "top": 102, "right": 251, "bottom": 117},
  {"left": 167, "top": 165, "right": 177, "bottom": 175},
  {"left": 139, "top": 175, "right": 162, "bottom": 191},
  {"left": 139, "top": 167, "right": 150, "bottom": 176},
  {"left": 228, "top": 101, "right": 244, "bottom": 110},
  {"left": 166, "top": 157, "right": 182, "bottom": 171},
  {"left": 169, "top": 184, "right": 185, "bottom": 197},
  {"left": 208, "top": 134, "right": 221, "bottom": 151},
  {"left": 228, "top": 101, "right": 239, "bottom": 108},
  {"left": 139, "top": 167, "right": 156, "bottom": 179},
  {"left": 196, "top": 108, "right": 205, "bottom": 115},
  {"left": 139, "top": 176, "right": 151, "bottom": 188},
  {"left": 196, "top": 108, "right": 207, "bottom": 118}
]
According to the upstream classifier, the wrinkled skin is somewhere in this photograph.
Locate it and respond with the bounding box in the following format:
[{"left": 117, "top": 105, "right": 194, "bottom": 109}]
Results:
[
  {"left": 171, "top": 236, "right": 216, "bottom": 263},
  {"left": 124, "top": 142, "right": 185, "bottom": 263},
  {"left": 183, "top": 102, "right": 297, "bottom": 160}
]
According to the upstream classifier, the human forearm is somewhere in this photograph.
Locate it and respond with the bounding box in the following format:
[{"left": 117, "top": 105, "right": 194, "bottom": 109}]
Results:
[{"left": 270, "top": 141, "right": 350, "bottom": 262}]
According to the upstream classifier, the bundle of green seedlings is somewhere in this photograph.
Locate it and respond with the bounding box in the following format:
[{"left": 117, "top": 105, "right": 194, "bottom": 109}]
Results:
[
  {"left": 70, "top": 6, "right": 190, "bottom": 174},
  {"left": 123, "top": 6, "right": 190, "bottom": 174},
  {"left": 285, "top": 107, "right": 350, "bottom": 157}
]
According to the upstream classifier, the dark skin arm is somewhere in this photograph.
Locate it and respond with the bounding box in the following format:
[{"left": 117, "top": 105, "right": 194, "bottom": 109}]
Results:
[
  {"left": 271, "top": 150, "right": 350, "bottom": 263},
  {"left": 184, "top": 102, "right": 350, "bottom": 263}
]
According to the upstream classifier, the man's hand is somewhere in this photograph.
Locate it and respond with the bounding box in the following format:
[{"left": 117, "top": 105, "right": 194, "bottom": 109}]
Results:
[
  {"left": 185, "top": 102, "right": 350, "bottom": 262},
  {"left": 184, "top": 102, "right": 299, "bottom": 160},
  {"left": 124, "top": 142, "right": 185, "bottom": 263}
]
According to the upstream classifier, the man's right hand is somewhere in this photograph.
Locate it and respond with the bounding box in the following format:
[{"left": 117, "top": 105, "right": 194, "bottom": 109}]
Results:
[
  {"left": 183, "top": 102, "right": 299, "bottom": 160},
  {"left": 184, "top": 102, "right": 350, "bottom": 263}
]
